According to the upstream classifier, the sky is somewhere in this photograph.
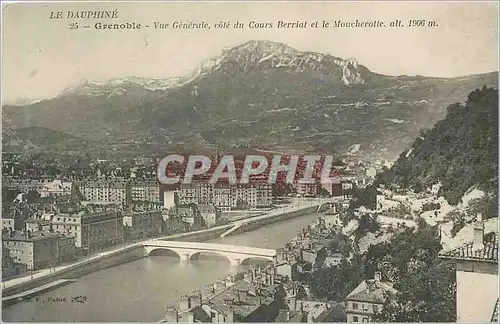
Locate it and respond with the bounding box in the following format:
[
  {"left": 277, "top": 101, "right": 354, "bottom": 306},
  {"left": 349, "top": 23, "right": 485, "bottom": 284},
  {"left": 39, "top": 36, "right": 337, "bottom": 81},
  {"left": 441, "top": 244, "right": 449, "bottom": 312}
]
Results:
[{"left": 2, "top": 1, "right": 498, "bottom": 102}]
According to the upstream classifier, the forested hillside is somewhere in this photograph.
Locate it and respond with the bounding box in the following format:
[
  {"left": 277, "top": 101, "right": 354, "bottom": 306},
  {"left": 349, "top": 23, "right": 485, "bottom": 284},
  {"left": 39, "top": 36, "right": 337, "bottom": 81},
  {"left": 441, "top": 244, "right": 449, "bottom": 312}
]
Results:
[{"left": 377, "top": 86, "right": 498, "bottom": 211}]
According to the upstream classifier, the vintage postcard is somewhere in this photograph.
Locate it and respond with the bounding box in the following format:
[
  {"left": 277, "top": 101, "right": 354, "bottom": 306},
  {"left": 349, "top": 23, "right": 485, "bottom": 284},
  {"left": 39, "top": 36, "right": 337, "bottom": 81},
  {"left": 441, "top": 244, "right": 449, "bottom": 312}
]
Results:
[{"left": 1, "top": 1, "right": 498, "bottom": 323}]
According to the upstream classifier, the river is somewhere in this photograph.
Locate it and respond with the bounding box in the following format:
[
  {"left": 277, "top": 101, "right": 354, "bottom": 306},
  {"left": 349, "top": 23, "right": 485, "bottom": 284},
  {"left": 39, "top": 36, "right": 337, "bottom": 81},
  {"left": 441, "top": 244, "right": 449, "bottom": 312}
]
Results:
[{"left": 2, "top": 212, "right": 320, "bottom": 322}]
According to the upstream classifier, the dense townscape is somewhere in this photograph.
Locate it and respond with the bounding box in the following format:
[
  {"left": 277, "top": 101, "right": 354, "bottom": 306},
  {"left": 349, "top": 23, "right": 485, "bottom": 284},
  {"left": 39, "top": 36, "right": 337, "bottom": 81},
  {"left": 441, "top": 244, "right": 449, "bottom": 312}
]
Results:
[{"left": 1, "top": 150, "right": 366, "bottom": 276}]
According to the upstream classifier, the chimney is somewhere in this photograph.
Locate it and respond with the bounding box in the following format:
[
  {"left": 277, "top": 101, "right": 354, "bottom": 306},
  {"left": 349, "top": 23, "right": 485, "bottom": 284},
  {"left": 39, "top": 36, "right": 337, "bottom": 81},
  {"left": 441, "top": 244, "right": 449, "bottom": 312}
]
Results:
[
  {"left": 366, "top": 279, "right": 376, "bottom": 292},
  {"left": 178, "top": 295, "right": 190, "bottom": 311},
  {"left": 473, "top": 213, "right": 485, "bottom": 251}
]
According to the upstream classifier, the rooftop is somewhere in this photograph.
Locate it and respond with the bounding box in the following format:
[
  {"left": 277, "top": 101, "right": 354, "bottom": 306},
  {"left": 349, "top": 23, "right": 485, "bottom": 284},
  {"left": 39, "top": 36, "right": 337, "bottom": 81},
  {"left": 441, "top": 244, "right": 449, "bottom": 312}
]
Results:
[
  {"left": 345, "top": 279, "right": 397, "bottom": 304},
  {"left": 25, "top": 218, "right": 51, "bottom": 225},
  {"left": 315, "top": 303, "right": 347, "bottom": 322},
  {"left": 275, "top": 309, "right": 306, "bottom": 322},
  {"left": 207, "top": 279, "right": 275, "bottom": 320},
  {"left": 130, "top": 180, "right": 159, "bottom": 187},
  {"left": 3, "top": 231, "right": 70, "bottom": 242},
  {"left": 439, "top": 232, "right": 498, "bottom": 263}
]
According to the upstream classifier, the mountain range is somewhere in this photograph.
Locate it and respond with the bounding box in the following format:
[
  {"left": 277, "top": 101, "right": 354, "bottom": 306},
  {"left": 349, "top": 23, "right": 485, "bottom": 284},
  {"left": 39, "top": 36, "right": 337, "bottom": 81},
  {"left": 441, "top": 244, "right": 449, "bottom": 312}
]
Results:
[{"left": 2, "top": 40, "right": 498, "bottom": 159}]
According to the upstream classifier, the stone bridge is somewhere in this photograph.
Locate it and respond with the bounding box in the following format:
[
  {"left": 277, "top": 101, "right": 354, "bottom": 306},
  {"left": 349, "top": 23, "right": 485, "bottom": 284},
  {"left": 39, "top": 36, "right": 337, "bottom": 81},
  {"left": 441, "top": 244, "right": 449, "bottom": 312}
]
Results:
[{"left": 143, "top": 240, "right": 277, "bottom": 267}]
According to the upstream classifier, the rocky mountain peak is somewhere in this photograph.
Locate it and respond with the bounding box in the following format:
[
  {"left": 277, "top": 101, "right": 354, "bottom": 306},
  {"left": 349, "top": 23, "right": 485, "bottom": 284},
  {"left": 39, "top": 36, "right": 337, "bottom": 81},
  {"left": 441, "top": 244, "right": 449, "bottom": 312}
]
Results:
[
  {"left": 57, "top": 40, "right": 370, "bottom": 98},
  {"left": 206, "top": 40, "right": 369, "bottom": 85},
  {"left": 227, "top": 40, "right": 299, "bottom": 57}
]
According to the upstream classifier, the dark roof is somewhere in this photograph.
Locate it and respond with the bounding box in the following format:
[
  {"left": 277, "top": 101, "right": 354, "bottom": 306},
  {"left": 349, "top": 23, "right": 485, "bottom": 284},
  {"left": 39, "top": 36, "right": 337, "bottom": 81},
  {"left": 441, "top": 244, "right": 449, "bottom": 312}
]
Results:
[
  {"left": 197, "top": 204, "right": 217, "bottom": 213},
  {"left": 3, "top": 231, "right": 69, "bottom": 242},
  {"left": 130, "top": 180, "right": 158, "bottom": 187},
  {"left": 315, "top": 303, "right": 347, "bottom": 322},
  {"left": 275, "top": 310, "right": 306, "bottom": 322},
  {"left": 190, "top": 305, "right": 212, "bottom": 322},
  {"left": 439, "top": 233, "right": 498, "bottom": 263}
]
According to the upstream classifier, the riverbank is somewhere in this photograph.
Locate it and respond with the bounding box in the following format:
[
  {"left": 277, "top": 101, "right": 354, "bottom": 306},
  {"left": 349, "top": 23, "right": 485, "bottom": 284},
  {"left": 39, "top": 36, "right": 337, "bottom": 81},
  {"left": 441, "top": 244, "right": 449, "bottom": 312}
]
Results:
[
  {"left": 2, "top": 201, "right": 325, "bottom": 305},
  {"left": 2, "top": 279, "right": 77, "bottom": 307}
]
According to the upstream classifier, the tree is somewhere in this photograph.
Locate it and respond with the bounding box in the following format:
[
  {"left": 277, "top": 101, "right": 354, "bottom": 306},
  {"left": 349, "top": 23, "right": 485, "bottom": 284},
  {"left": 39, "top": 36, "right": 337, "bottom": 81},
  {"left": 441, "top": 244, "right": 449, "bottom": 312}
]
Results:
[
  {"left": 273, "top": 284, "right": 288, "bottom": 309},
  {"left": 375, "top": 260, "right": 456, "bottom": 322},
  {"left": 25, "top": 190, "right": 41, "bottom": 203},
  {"left": 173, "top": 192, "right": 180, "bottom": 207}
]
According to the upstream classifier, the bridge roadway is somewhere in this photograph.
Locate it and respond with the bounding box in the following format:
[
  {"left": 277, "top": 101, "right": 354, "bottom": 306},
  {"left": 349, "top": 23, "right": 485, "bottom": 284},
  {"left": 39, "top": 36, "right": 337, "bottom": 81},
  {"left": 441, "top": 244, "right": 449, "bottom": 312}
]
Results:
[
  {"left": 220, "top": 198, "right": 333, "bottom": 237},
  {"left": 143, "top": 240, "right": 277, "bottom": 267}
]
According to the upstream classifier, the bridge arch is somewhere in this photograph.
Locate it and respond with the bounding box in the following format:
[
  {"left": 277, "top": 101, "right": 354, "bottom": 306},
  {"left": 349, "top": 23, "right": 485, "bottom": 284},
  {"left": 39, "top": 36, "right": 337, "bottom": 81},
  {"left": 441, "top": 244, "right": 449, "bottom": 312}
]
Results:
[
  {"left": 147, "top": 248, "right": 182, "bottom": 258},
  {"left": 239, "top": 256, "right": 275, "bottom": 267},
  {"left": 189, "top": 251, "right": 233, "bottom": 264}
]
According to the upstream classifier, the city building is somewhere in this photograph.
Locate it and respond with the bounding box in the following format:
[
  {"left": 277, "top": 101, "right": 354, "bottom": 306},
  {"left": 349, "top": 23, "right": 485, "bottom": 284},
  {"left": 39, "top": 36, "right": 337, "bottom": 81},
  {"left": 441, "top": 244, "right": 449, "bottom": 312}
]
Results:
[
  {"left": 213, "top": 184, "right": 235, "bottom": 211},
  {"left": 255, "top": 183, "right": 273, "bottom": 208},
  {"left": 198, "top": 183, "right": 215, "bottom": 205},
  {"left": 315, "top": 303, "right": 347, "bottom": 322},
  {"left": 38, "top": 179, "right": 73, "bottom": 197},
  {"left": 201, "top": 274, "right": 275, "bottom": 321},
  {"left": 79, "top": 180, "right": 108, "bottom": 202},
  {"left": 129, "top": 180, "right": 161, "bottom": 205},
  {"left": 2, "top": 231, "right": 76, "bottom": 270},
  {"left": 300, "top": 248, "right": 318, "bottom": 264},
  {"left": 2, "top": 205, "right": 32, "bottom": 231},
  {"left": 79, "top": 180, "right": 127, "bottom": 204},
  {"left": 175, "top": 182, "right": 273, "bottom": 211},
  {"left": 162, "top": 208, "right": 190, "bottom": 235},
  {"left": 163, "top": 190, "right": 177, "bottom": 209},
  {"left": 321, "top": 212, "right": 342, "bottom": 229},
  {"left": 177, "top": 184, "right": 199, "bottom": 205},
  {"left": 295, "top": 183, "right": 317, "bottom": 197},
  {"left": 109, "top": 181, "right": 127, "bottom": 204},
  {"left": 341, "top": 181, "right": 355, "bottom": 198},
  {"left": 197, "top": 204, "right": 221, "bottom": 228},
  {"left": 323, "top": 252, "right": 343, "bottom": 268},
  {"left": 2, "top": 217, "right": 15, "bottom": 231},
  {"left": 234, "top": 184, "right": 257, "bottom": 209},
  {"left": 50, "top": 208, "right": 124, "bottom": 254},
  {"left": 123, "top": 209, "right": 163, "bottom": 240},
  {"left": 275, "top": 262, "right": 293, "bottom": 279},
  {"left": 439, "top": 214, "right": 498, "bottom": 323},
  {"left": 2, "top": 178, "right": 46, "bottom": 194},
  {"left": 2, "top": 245, "right": 14, "bottom": 268},
  {"left": 25, "top": 218, "right": 52, "bottom": 233},
  {"left": 344, "top": 272, "right": 397, "bottom": 322},
  {"left": 321, "top": 182, "right": 342, "bottom": 197}
]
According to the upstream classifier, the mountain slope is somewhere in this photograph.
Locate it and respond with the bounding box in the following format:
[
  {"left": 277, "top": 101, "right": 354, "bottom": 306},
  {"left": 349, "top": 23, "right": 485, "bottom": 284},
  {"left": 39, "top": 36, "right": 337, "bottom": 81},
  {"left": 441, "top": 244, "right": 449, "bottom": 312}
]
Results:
[
  {"left": 2, "top": 40, "right": 498, "bottom": 158},
  {"left": 2, "top": 126, "right": 95, "bottom": 153},
  {"left": 378, "top": 86, "right": 498, "bottom": 206}
]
